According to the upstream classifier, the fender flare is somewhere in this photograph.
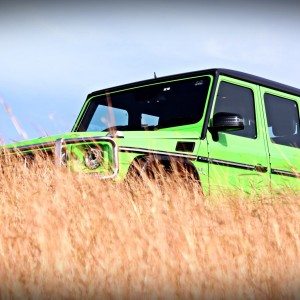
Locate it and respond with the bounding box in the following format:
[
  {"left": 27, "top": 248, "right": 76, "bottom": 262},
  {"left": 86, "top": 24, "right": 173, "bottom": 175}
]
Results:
[{"left": 126, "top": 154, "right": 200, "bottom": 182}]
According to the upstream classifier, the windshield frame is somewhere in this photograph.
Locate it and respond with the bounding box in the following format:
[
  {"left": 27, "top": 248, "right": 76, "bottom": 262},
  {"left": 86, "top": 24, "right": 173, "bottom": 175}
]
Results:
[{"left": 73, "top": 74, "right": 213, "bottom": 133}]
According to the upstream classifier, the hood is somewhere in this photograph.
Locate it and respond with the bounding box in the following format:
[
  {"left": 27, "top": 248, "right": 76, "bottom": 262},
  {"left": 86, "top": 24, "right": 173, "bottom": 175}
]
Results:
[
  {"left": 4, "top": 128, "right": 202, "bottom": 156},
  {"left": 6, "top": 129, "right": 201, "bottom": 149},
  {"left": 5, "top": 131, "right": 108, "bottom": 150}
]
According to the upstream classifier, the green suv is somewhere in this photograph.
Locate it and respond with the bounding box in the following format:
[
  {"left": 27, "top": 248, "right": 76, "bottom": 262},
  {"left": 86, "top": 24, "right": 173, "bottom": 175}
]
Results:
[{"left": 6, "top": 69, "right": 300, "bottom": 194}]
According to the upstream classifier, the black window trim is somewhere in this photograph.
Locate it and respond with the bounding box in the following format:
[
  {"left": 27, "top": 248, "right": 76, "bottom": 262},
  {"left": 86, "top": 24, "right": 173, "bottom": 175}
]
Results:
[
  {"left": 211, "top": 79, "right": 258, "bottom": 140},
  {"left": 75, "top": 75, "right": 213, "bottom": 132},
  {"left": 263, "top": 91, "right": 300, "bottom": 149}
]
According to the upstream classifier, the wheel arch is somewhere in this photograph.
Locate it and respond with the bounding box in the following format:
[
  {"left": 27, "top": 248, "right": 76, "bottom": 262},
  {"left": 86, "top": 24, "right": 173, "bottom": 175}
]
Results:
[{"left": 126, "top": 154, "right": 200, "bottom": 182}]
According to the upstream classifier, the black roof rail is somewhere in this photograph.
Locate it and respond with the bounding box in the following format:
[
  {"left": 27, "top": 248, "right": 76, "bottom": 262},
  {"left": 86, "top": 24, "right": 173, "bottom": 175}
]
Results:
[
  {"left": 216, "top": 68, "right": 300, "bottom": 97},
  {"left": 88, "top": 68, "right": 300, "bottom": 98}
]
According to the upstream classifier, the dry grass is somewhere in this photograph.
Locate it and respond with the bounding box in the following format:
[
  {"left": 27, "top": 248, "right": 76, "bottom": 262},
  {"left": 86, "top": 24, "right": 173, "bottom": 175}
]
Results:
[{"left": 0, "top": 155, "right": 299, "bottom": 299}]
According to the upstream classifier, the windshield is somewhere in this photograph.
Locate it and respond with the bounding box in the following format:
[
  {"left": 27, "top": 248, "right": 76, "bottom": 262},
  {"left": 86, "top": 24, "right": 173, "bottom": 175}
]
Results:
[{"left": 76, "top": 76, "right": 210, "bottom": 132}]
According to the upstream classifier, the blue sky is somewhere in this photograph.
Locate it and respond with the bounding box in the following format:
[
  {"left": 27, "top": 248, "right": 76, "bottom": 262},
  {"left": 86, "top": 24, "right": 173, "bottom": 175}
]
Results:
[{"left": 0, "top": 0, "right": 300, "bottom": 143}]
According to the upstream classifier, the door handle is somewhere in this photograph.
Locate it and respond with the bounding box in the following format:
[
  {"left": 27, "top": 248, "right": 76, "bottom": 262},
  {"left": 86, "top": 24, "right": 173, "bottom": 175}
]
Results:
[{"left": 255, "top": 164, "right": 268, "bottom": 173}]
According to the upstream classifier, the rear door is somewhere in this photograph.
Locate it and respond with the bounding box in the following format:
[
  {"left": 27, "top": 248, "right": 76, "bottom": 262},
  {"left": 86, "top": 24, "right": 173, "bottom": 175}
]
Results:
[
  {"left": 260, "top": 88, "right": 300, "bottom": 191},
  {"left": 206, "top": 76, "right": 270, "bottom": 193}
]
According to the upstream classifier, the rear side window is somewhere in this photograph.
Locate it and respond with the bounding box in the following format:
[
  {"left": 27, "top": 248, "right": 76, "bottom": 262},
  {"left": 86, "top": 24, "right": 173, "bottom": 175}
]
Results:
[
  {"left": 214, "top": 82, "right": 257, "bottom": 139},
  {"left": 264, "top": 94, "right": 300, "bottom": 148}
]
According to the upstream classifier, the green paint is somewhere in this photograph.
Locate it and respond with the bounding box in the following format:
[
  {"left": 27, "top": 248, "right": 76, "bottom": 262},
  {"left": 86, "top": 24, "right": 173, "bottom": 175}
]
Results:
[{"left": 4, "top": 71, "right": 300, "bottom": 194}]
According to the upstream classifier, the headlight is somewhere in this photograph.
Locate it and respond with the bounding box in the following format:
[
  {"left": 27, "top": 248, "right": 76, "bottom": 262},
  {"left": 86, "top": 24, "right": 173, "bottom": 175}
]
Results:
[{"left": 84, "top": 147, "right": 103, "bottom": 170}]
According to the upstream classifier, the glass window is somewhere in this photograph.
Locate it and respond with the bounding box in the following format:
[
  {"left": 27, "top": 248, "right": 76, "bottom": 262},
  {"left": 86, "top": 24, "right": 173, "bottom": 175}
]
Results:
[
  {"left": 264, "top": 94, "right": 300, "bottom": 148},
  {"left": 214, "top": 82, "right": 257, "bottom": 139},
  {"left": 87, "top": 105, "right": 128, "bottom": 132},
  {"left": 141, "top": 113, "right": 159, "bottom": 128},
  {"left": 77, "top": 76, "right": 211, "bottom": 132}
]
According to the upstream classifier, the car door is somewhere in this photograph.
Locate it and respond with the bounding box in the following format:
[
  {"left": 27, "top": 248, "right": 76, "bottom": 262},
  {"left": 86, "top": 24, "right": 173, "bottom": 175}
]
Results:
[
  {"left": 206, "top": 76, "right": 270, "bottom": 193},
  {"left": 260, "top": 87, "right": 300, "bottom": 192}
]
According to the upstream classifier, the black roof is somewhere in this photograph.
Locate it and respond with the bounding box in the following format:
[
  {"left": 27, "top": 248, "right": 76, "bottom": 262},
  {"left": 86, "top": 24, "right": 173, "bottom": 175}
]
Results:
[{"left": 88, "top": 68, "right": 300, "bottom": 98}]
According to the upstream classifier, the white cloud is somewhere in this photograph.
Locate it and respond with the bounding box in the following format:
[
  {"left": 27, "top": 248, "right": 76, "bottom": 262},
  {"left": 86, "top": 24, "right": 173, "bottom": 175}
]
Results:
[{"left": 0, "top": 1, "right": 299, "bottom": 140}]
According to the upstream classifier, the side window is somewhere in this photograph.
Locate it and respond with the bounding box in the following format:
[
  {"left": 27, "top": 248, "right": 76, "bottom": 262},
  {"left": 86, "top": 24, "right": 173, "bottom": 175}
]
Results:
[
  {"left": 264, "top": 94, "right": 300, "bottom": 148},
  {"left": 214, "top": 81, "right": 257, "bottom": 139}
]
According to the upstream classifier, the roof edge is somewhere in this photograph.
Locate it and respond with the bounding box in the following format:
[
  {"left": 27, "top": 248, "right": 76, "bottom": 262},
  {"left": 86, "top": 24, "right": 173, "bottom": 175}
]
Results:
[{"left": 88, "top": 68, "right": 300, "bottom": 98}]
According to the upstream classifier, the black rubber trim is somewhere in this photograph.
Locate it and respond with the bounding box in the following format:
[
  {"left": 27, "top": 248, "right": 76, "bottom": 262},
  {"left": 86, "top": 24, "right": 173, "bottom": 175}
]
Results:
[
  {"left": 197, "top": 156, "right": 256, "bottom": 171},
  {"left": 197, "top": 156, "right": 209, "bottom": 163},
  {"left": 271, "top": 169, "right": 299, "bottom": 178},
  {"left": 200, "top": 71, "right": 219, "bottom": 140},
  {"left": 6, "top": 137, "right": 116, "bottom": 153},
  {"left": 7, "top": 142, "right": 55, "bottom": 153},
  {"left": 88, "top": 68, "right": 300, "bottom": 99},
  {"left": 119, "top": 146, "right": 197, "bottom": 160}
]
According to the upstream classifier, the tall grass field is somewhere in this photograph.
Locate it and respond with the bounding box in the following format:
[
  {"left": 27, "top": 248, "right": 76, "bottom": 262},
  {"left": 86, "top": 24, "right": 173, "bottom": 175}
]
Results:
[{"left": 0, "top": 155, "right": 299, "bottom": 299}]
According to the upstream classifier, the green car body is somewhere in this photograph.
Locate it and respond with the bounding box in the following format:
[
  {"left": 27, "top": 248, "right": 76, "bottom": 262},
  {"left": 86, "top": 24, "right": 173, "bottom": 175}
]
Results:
[{"left": 5, "top": 69, "right": 300, "bottom": 194}]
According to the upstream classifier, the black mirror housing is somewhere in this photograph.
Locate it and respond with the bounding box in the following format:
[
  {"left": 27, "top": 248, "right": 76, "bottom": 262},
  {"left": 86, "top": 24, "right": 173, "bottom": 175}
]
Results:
[
  {"left": 212, "top": 112, "right": 244, "bottom": 132},
  {"left": 209, "top": 112, "right": 244, "bottom": 141}
]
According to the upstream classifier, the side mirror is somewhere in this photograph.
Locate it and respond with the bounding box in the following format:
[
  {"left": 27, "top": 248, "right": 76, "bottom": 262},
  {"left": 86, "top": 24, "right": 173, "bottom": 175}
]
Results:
[{"left": 209, "top": 112, "right": 244, "bottom": 141}]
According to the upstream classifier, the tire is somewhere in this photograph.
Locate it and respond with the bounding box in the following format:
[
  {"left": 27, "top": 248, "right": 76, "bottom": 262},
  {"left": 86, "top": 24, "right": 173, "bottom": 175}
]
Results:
[{"left": 126, "top": 155, "right": 200, "bottom": 184}]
